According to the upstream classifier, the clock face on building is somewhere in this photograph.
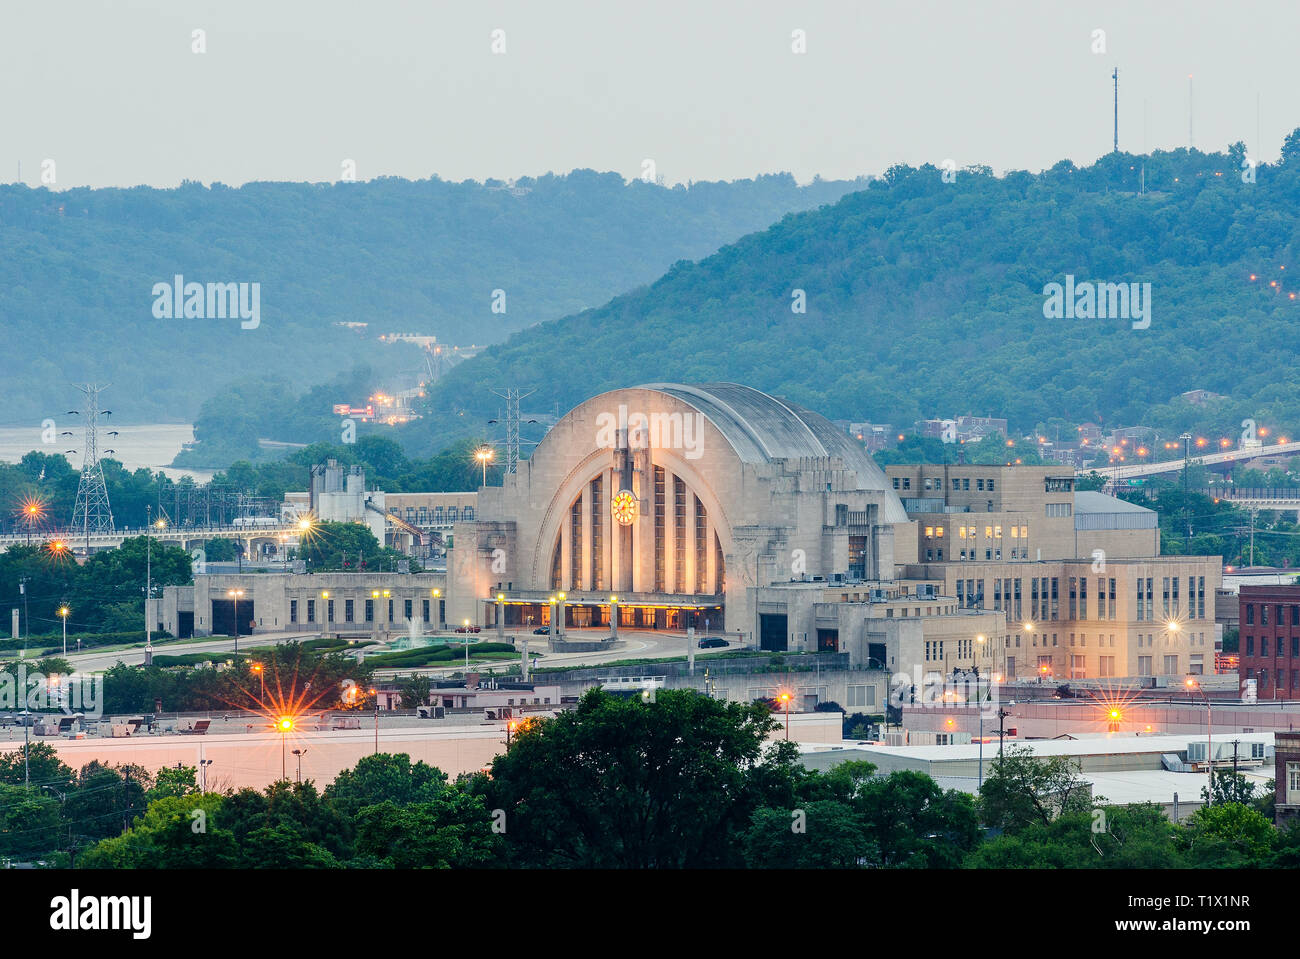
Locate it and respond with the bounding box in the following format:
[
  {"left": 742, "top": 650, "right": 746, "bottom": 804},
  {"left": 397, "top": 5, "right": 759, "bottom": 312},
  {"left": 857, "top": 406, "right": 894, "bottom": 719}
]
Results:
[{"left": 612, "top": 489, "right": 638, "bottom": 525}]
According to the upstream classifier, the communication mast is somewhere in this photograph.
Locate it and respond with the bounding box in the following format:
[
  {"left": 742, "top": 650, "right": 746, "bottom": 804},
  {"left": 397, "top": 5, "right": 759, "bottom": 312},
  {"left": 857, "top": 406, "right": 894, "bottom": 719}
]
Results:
[{"left": 69, "top": 383, "right": 115, "bottom": 549}]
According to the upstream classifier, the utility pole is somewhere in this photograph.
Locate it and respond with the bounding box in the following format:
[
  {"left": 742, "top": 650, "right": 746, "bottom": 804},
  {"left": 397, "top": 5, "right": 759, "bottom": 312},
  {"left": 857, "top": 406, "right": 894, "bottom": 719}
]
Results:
[
  {"left": 19, "top": 577, "right": 29, "bottom": 655},
  {"left": 1112, "top": 68, "right": 1119, "bottom": 153},
  {"left": 146, "top": 505, "right": 152, "bottom": 654},
  {"left": 1181, "top": 432, "right": 1193, "bottom": 538},
  {"left": 997, "top": 706, "right": 1011, "bottom": 759}
]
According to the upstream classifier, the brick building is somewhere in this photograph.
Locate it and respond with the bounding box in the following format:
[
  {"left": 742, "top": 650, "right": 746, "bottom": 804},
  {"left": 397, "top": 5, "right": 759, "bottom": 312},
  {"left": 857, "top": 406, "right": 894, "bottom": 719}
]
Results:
[{"left": 1239, "top": 584, "right": 1300, "bottom": 700}]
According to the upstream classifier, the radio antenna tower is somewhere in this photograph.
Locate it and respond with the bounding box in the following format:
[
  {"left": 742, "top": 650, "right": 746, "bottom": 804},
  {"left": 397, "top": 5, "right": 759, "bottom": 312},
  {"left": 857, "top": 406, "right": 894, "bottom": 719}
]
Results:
[
  {"left": 70, "top": 383, "right": 115, "bottom": 549},
  {"left": 490, "top": 387, "right": 536, "bottom": 475},
  {"left": 1112, "top": 68, "right": 1119, "bottom": 153}
]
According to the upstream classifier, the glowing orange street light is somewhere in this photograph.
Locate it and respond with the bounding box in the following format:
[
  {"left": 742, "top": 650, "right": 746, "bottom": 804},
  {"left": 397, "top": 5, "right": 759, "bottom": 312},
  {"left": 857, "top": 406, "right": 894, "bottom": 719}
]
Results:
[
  {"left": 251, "top": 662, "right": 264, "bottom": 700},
  {"left": 58, "top": 605, "right": 70, "bottom": 656},
  {"left": 475, "top": 447, "right": 494, "bottom": 486},
  {"left": 778, "top": 691, "right": 792, "bottom": 739},
  {"left": 277, "top": 715, "right": 295, "bottom": 780}
]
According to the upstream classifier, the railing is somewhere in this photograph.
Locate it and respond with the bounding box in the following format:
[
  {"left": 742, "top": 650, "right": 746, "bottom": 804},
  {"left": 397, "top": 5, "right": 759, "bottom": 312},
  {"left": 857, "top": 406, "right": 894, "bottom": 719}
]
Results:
[{"left": 1194, "top": 488, "right": 1300, "bottom": 500}]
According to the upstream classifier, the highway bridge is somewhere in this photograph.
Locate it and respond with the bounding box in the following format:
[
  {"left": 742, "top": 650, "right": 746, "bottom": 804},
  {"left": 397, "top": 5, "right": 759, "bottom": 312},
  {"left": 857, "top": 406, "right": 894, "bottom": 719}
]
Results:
[
  {"left": 0, "top": 523, "right": 306, "bottom": 556},
  {"left": 1086, "top": 440, "right": 1300, "bottom": 483}
]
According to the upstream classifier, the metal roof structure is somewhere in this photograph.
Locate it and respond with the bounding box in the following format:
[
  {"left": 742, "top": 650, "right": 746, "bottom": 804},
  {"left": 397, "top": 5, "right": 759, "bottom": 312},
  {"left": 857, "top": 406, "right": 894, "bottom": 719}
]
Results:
[{"left": 640, "top": 383, "right": 908, "bottom": 522}]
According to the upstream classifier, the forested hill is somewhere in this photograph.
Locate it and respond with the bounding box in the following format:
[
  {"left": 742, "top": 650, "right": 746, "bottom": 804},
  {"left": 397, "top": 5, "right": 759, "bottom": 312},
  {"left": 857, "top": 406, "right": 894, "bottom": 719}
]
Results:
[
  {"left": 401, "top": 138, "right": 1300, "bottom": 455},
  {"left": 0, "top": 171, "right": 865, "bottom": 425}
]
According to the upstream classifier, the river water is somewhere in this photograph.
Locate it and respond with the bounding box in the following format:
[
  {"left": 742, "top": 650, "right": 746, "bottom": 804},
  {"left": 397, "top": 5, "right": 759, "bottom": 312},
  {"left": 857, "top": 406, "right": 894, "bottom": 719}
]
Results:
[{"left": 0, "top": 424, "right": 216, "bottom": 482}]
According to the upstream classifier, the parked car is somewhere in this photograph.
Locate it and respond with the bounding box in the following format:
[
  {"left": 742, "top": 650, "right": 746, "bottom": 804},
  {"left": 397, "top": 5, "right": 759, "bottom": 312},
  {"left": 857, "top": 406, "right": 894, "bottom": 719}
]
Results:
[
  {"left": 533, "top": 626, "right": 551, "bottom": 635},
  {"left": 697, "top": 636, "right": 728, "bottom": 648},
  {"left": 454, "top": 625, "right": 482, "bottom": 634}
]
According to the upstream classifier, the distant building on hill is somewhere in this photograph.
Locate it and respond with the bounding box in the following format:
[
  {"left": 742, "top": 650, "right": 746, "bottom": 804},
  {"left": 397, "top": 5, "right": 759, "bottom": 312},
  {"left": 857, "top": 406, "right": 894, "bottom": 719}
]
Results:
[{"left": 917, "top": 415, "right": 1007, "bottom": 445}]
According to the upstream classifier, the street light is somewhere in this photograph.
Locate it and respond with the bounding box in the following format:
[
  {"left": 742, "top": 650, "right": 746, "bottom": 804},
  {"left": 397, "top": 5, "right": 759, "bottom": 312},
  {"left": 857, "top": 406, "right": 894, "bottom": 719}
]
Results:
[
  {"left": 464, "top": 619, "right": 471, "bottom": 671},
  {"left": 1186, "top": 677, "right": 1213, "bottom": 803},
  {"left": 227, "top": 589, "right": 245, "bottom": 653},
  {"left": 251, "top": 662, "right": 264, "bottom": 701},
  {"left": 475, "top": 447, "right": 494, "bottom": 486},
  {"left": 58, "top": 605, "right": 70, "bottom": 657},
  {"left": 291, "top": 748, "right": 308, "bottom": 784},
  {"left": 778, "top": 691, "right": 792, "bottom": 740},
  {"left": 277, "top": 716, "right": 294, "bottom": 781},
  {"left": 557, "top": 592, "right": 566, "bottom": 637}
]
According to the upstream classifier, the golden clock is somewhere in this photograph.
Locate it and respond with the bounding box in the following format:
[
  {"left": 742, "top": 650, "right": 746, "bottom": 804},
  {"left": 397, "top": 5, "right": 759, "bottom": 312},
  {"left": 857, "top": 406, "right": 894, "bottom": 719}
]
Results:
[{"left": 612, "top": 489, "right": 638, "bottom": 525}]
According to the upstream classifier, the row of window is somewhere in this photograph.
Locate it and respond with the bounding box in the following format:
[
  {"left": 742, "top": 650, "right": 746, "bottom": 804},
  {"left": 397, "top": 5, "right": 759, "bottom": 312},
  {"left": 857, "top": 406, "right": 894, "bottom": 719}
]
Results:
[
  {"left": 1006, "top": 632, "right": 1209, "bottom": 650},
  {"left": 1004, "top": 653, "right": 1201, "bottom": 679},
  {"left": 1244, "top": 603, "right": 1300, "bottom": 627},
  {"left": 1243, "top": 635, "right": 1300, "bottom": 658},
  {"left": 925, "top": 524, "right": 1030, "bottom": 540},
  {"left": 290, "top": 597, "right": 438, "bottom": 623},
  {"left": 401, "top": 505, "right": 472, "bottom": 524},
  {"left": 892, "top": 475, "right": 1000, "bottom": 493}
]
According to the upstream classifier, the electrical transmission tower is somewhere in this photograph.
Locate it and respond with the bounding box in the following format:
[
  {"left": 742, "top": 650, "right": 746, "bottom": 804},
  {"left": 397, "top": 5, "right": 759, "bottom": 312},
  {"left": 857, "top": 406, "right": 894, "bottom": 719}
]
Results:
[
  {"left": 69, "top": 383, "right": 115, "bottom": 548},
  {"left": 490, "top": 387, "right": 536, "bottom": 475}
]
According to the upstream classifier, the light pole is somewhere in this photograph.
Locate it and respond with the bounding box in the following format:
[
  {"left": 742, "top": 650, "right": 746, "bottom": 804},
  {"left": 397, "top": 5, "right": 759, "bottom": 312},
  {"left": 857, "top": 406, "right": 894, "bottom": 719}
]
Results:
[
  {"left": 227, "top": 588, "right": 244, "bottom": 652},
  {"left": 496, "top": 592, "right": 505, "bottom": 641},
  {"left": 1187, "top": 677, "right": 1213, "bottom": 804},
  {"left": 475, "top": 447, "right": 494, "bottom": 487},
  {"left": 975, "top": 633, "right": 987, "bottom": 788},
  {"left": 199, "top": 757, "right": 213, "bottom": 792},
  {"left": 463, "top": 620, "right": 471, "bottom": 671},
  {"left": 145, "top": 505, "right": 153, "bottom": 654},
  {"left": 547, "top": 597, "right": 556, "bottom": 640},
  {"left": 292, "top": 748, "right": 307, "bottom": 784},
  {"left": 21, "top": 707, "right": 29, "bottom": 787},
  {"left": 557, "top": 592, "right": 566, "bottom": 637},
  {"left": 610, "top": 595, "right": 618, "bottom": 640},
  {"left": 59, "top": 605, "right": 70, "bottom": 657},
  {"left": 779, "top": 691, "right": 791, "bottom": 740},
  {"left": 277, "top": 716, "right": 293, "bottom": 781},
  {"left": 372, "top": 688, "right": 379, "bottom": 754},
  {"left": 251, "top": 662, "right": 264, "bottom": 702}
]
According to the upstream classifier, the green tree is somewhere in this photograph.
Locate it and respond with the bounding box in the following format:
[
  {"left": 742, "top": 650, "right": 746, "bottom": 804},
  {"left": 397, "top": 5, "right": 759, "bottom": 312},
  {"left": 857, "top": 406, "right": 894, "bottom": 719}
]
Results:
[
  {"left": 397, "top": 674, "right": 433, "bottom": 709},
  {"left": 0, "top": 784, "right": 62, "bottom": 860},
  {"left": 743, "top": 799, "right": 877, "bottom": 868},
  {"left": 324, "top": 753, "right": 451, "bottom": 819},
  {"left": 484, "top": 688, "right": 796, "bottom": 867},
  {"left": 203, "top": 538, "right": 236, "bottom": 562},
  {"left": 148, "top": 765, "right": 199, "bottom": 802},
  {"left": 978, "top": 744, "right": 1092, "bottom": 833},
  {"left": 353, "top": 793, "right": 501, "bottom": 868},
  {"left": 1179, "top": 802, "right": 1276, "bottom": 867},
  {"left": 0, "top": 741, "right": 73, "bottom": 789}
]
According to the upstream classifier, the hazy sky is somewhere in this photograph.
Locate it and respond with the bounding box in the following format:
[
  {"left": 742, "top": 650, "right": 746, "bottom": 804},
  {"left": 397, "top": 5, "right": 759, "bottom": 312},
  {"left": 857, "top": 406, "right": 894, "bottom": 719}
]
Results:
[{"left": 4, "top": 0, "right": 1298, "bottom": 189}]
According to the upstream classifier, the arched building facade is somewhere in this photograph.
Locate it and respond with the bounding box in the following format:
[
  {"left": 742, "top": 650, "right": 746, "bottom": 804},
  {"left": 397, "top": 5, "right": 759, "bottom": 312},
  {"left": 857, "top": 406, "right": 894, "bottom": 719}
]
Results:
[{"left": 445, "top": 383, "right": 910, "bottom": 642}]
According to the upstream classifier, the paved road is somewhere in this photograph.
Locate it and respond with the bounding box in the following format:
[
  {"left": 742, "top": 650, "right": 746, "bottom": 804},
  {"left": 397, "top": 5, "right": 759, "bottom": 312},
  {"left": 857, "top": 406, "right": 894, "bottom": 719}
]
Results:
[
  {"left": 47, "top": 627, "right": 747, "bottom": 676},
  {"left": 57, "top": 632, "right": 319, "bottom": 672},
  {"left": 370, "top": 628, "right": 750, "bottom": 677}
]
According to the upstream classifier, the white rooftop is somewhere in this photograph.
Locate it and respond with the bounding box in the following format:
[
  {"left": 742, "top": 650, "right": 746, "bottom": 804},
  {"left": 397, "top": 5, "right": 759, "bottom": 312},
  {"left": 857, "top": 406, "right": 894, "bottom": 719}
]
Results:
[{"left": 802, "top": 730, "right": 1276, "bottom": 763}]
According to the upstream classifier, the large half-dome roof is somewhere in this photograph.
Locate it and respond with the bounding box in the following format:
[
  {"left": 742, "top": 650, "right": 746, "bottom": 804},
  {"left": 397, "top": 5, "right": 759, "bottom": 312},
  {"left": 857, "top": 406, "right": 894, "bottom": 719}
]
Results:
[{"left": 639, "top": 383, "right": 904, "bottom": 517}]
